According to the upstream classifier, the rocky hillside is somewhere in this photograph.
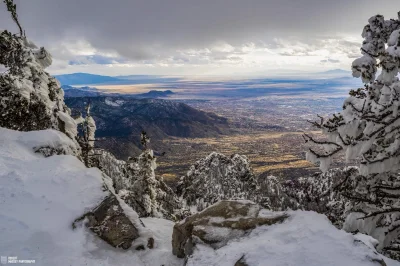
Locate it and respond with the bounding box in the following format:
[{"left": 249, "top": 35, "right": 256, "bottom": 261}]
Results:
[{"left": 65, "top": 97, "right": 231, "bottom": 159}]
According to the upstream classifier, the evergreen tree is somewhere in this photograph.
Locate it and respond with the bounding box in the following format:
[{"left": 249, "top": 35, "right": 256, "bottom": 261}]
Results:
[
  {"left": 3, "top": 0, "right": 24, "bottom": 36},
  {"left": 140, "top": 130, "right": 150, "bottom": 150},
  {"left": 93, "top": 132, "right": 184, "bottom": 220},
  {"left": 305, "top": 12, "right": 400, "bottom": 259},
  {"left": 177, "top": 152, "right": 260, "bottom": 211},
  {"left": 76, "top": 102, "right": 97, "bottom": 167},
  {"left": 0, "top": 0, "right": 77, "bottom": 138}
]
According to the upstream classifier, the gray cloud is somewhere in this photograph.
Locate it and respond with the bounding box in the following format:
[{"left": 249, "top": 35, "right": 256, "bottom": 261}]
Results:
[
  {"left": 321, "top": 58, "right": 340, "bottom": 63},
  {"left": 1, "top": 0, "right": 397, "bottom": 73}
]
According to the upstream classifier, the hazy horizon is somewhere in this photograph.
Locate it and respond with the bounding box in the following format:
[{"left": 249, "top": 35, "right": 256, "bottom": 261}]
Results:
[{"left": 1, "top": 0, "right": 398, "bottom": 76}]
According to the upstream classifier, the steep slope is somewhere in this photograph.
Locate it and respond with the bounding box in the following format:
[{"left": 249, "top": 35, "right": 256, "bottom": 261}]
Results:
[
  {"left": 65, "top": 97, "right": 230, "bottom": 159},
  {"left": 0, "top": 127, "right": 182, "bottom": 266}
]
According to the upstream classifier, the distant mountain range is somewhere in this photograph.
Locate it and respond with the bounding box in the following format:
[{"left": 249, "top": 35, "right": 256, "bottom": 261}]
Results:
[
  {"left": 65, "top": 97, "right": 230, "bottom": 159},
  {"left": 62, "top": 85, "right": 102, "bottom": 97},
  {"left": 56, "top": 71, "right": 362, "bottom": 100},
  {"left": 55, "top": 70, "right": 352, "bottom": 86},
  {"left": 62, "top": 85, "right": 174, "bottom": 98},
  {"left": 55, "top": 73, "right": 122, "bottom": 85},
  {"left": 55, "top": 73, "right": 182, "bottom": 86}
]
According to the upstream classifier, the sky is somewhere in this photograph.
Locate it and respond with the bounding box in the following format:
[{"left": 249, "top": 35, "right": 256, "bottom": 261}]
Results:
[{"left": 0, "top": 0, "right": 399, "bottom": 76}]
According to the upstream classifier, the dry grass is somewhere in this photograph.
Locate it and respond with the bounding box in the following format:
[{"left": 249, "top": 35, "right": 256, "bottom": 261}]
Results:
[{"left": 156, "top": 130, "right": 325, "bottom": 182}]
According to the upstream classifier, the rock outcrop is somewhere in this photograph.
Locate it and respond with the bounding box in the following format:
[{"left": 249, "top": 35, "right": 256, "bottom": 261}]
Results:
[
  {"left": 73, "top": 193, "right": 140, "bottom": 250},
  {"left": 172, "top": 200, "right": 288, "bottom": 258}
]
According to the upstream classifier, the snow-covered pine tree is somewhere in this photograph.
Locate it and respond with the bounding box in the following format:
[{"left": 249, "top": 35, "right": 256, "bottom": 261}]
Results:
[
  {"left": 140, "top": 130, "right": 150, "bottom": 150},
  {"left": 257, "top": 175, "right": 299, "bottom": 211},
  {"left": 305, "top": 12, "right": 400, "bottom": 259},
  {"left": 118, "top": 133, "right": 184, "bottom": 220},
  {"left": 0, "top": 0, "right": 77, "bottom": 138},
  {"left": 136, "top": 148, "right": 158, "bottom": 216},
  {"left": 177, "top": 152, "right": 260, "bottom": 211},
  {"left": 76, "top": 103, "right": 97, "bottom": 166},
  {"left": 281, "top": 167, "right": 359, "bottom": 227},
  {"left": 3, "top": 0, "right": 23, "bottom": 36}
]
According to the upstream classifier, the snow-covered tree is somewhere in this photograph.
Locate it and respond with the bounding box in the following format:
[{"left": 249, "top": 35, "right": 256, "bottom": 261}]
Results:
[
  {"left": 282, "top": 167, "right": 359, "bottom": 227},
  {"left": 76, "top": 103, "right": 97, "bottom": 166},
  {"left": 305, "top": 12, "right": 400, "bottom": 259},
  {"left": 92, "top": 134, "right": 184, "bottom": 221},
  {"left": 0, "top": 0, "right": 77, "bottom": 138},
  {"left": 257, "top": 175, "right": 299, "bottom": 211},
  {"left": 140, "top": 130, "right": 150, "bottom": 150},
  {"left": 177, "top": 152, "right": 260, "bottom": 211},
  {"left": 121, "top": 149, "right": 184, "bottom": 220},
  {"left": 121, "top": 138, "right": 184, "bottom": 220}
]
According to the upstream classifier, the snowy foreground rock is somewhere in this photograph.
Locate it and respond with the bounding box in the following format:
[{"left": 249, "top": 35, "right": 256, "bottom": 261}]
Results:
[
  {"left": 0, "top": 127, "right": 399, "bottom": 266},
  {"left": 176, "top": 200, "right": 399, "bottom": 266},
  {"left": 185, "top": 209, "right": 397, "bottom": 266},
  {"left": 172, "top": 200, "right": 288, "bottom": 258},
  {"left": 0, "top": 127, "right": 181, "bottom": 266}
]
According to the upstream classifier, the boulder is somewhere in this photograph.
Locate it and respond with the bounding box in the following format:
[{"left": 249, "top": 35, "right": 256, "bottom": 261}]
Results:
[
  {"left": 172, "top": 200, "right": 288, "bottom": 258},
  {"left": 73, "top": 193, "right": 140, "bottom": 249}
]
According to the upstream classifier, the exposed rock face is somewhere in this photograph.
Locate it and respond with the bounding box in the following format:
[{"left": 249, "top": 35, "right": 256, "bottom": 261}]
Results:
[
  {"left": 177, "top": 152, "right": 259, "bottom": 211},
  {"left": 172, "top": 200, "right": 288, "bottom": 258},
  {"left": 74, "top": 193, "right": 140, "bottom": 249}
]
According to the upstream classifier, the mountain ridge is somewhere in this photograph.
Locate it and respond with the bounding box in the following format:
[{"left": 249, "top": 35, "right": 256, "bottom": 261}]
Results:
[{"left": 65, "top": 97, "right": 231, "bottom": 159}]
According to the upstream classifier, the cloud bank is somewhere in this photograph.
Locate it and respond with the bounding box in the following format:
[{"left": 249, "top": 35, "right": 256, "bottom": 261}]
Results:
[{"left": 1, "top": 0, "right": 398, "bottom": 75}]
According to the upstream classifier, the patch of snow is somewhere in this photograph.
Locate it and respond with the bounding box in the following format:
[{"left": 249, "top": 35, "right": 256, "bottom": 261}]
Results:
[
  {"left": 57, "top": 111, "right": 78, "bottom": 139},
  {"left": 105, "top": 98, "right": 123, "bottom": 107},
  {"left": 0, "top": 127, "right": 78, "bottom": 157},
  {"left": 0, "top": 127, "right": 183, "bottom": 266},
  {"left": 141, "top": 217, "right": 184, "bottom": 266},
  {"left": 187, "top": 211, "right": 399, "bottom": 266}
]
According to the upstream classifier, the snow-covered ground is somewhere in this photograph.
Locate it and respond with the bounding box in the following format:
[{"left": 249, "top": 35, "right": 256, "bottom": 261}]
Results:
[
  {"left": 0, "top": 127, "right": 182, "bottom": 266},
  {"left": 0, "top": 127, "right": 399, "bottom": 266},
  {"left": 105, "top": 98, "right": 124, "bottom": 107},
  {"left": 187, "top": 210, "right": 399, "bottom": 266}
]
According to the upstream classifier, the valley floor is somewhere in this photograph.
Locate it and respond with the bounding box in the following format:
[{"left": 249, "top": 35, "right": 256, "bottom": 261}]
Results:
[{"left": 156, "top": 130, "right": 346, "bottom": 185}]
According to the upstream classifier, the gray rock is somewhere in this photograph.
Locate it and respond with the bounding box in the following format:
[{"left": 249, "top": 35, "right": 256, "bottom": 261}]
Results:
[
  {"left": 74, "top": 193, "right": 140, "bottom": 249},
  {"left": 172, "top": 200, "right": 288, "bottom": 258}
]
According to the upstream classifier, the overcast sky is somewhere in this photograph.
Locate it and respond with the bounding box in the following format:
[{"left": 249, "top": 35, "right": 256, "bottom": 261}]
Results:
[{"left": 0, "top": 0, "right": 398, "bottom": 76}]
